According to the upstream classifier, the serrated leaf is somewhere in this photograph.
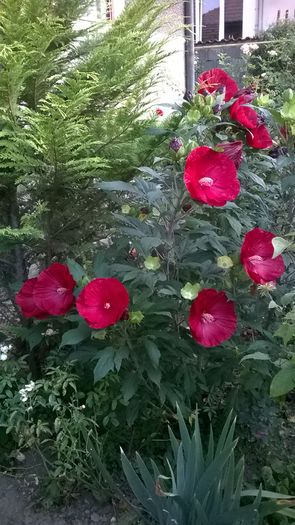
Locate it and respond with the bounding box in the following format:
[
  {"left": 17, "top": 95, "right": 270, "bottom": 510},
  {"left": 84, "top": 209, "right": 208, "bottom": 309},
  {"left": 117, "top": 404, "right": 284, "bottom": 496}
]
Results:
[{"left": 113, "top": 346, "right": 129, "bottom": 372}]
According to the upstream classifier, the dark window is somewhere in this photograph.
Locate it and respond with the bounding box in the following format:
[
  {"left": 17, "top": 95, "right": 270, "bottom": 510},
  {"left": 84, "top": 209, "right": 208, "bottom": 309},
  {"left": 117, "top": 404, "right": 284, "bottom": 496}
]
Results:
[
  {"left": 225, "top": 20, "right": 242, "bottom": 39},
  {"left": 224, "top": 0, "right": 243, "bottom": 39}
]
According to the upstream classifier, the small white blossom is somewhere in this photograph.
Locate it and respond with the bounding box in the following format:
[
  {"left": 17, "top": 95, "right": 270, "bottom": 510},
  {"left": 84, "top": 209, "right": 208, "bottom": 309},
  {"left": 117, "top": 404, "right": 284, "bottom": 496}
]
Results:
[
  {"left": 43, "top": 328, "right": 58, "bottom": 337},
  {"left": 261, "top": 72, "right": 267, "bottom": 78},
  {"left": 267, "top": 50, "right": 278, "bottom": 57},
  {"left": 0, "top": 343, "right": 12, "bottom": 361},
  {"left": 19, "top": 381, "right": 35, "bottom": 402},
  {"left": 241, "top": 43, "right": 259, "bottom": 55}
]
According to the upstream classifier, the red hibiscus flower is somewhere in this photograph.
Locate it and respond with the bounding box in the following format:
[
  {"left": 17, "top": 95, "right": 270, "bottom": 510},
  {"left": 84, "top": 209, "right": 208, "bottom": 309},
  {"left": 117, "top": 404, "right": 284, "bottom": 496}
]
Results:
[
  {"left": 16, "top": 278, "right": 48, "bottom": 319},
  {"left": 216, "top": 141, "right": 243, "bottom": 168},
  {"left": 34, "top": 263, "right": 76, "bottom": 316},
  {"left": 229, "top": 94, "right": 258, "bottom": 129},
  {"left": 77, "top": 278, "right": 129, "bottom": 329},
  {"left": 240, "top": 228, "right": 285, "bottom": 284},
  {"left": 184, "top": 146, "right": 240, "bottom": 206},
  {"left": 155, "top": 108, "right": 164, "bottom": 117},
  {"left": 198, "top": 68, "right": 238, "bottom": 102},
  {"left": 189, "top": 288, "right": 237, "bottom": 348},
  {"left": 246, "top": 124, "right": 273, "bottom": 149}
]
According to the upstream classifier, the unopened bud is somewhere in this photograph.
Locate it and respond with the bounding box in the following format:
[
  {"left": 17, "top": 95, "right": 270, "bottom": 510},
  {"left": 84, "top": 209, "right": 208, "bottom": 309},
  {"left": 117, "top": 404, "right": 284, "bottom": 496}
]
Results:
[
  {"left": 144, "top": 256, "right": 161, "bottom": 271},
  {"left": 217, "top": 256, "right": 234, "bottom": 269},
  {"left": 181, "top": 282, "right": 201, "bottom": 300}
]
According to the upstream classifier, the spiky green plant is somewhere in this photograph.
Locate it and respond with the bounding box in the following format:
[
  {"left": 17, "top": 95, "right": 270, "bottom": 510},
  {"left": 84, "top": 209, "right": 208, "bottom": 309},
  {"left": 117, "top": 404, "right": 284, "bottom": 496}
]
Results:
[{"left": 121, "top": 406, "right": 294, "bottom": 524}]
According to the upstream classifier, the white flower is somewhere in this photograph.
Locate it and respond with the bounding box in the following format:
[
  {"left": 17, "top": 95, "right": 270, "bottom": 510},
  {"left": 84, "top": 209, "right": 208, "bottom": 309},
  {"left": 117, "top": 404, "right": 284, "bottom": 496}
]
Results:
[
  {"left": 19, "top": 390, "right": 28, "bottom": 402},
  {"left": 261, "top": 72, "right": 267, "bottom": 78},
  {"left": 44, "top": 328, "right": 58, "bottom": 337},
  {"left": 0, "top": 353, "right": 8, "bottom": 361},
  {"left": 19, "top": 381, "right": 35, "bottom": 402},
  {"left": 241, "top": 43, "right": 259, "bottom": 55},
  {"left": 268, "top": 50, "right": 278, "bottom": 57},
  {"left": 0, "top": 343, "right": 12, "bottom": 354}
]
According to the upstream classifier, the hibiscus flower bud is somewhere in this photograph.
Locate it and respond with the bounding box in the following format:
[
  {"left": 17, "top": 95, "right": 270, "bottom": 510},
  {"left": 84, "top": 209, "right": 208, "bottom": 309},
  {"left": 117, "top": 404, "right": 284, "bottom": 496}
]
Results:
[
  {"left": 187, "top": 109, "right": 201, "bottom": 124},
  {"left": 169, "top": 137, "right": 183, "bottom": 152},
  {"left": 121, "top": 204, "right": 131, "bottom": 214},
  {"left": 129, "top": 247, "right": 138, "bottom": 259},
  {"left": 213, "top": 104, "right": 222, "bottom": 114},
  {"left": 184, "top": 90, "right": 193, "bottom": 102},
  {"left": 217, "top": 255, "right": 234, "bottom": 269},
  {"left": 181, "top": 282, "right": 201, "bottom": 300},
  {"left": 268, "top": 146, "right": 288, "bottom": 159},
  {"left": 205, "top": 94, "right": 215, "bottom": 106},
  {"left": 194, "top": 94, "right": 205, "bottom": 107},
  {"left": 256, "top": 94, "right": 271, "bottom": 107},
  {"left": 182, "top": 202, "right": 192, "bottom": 212},
  {"left": 144, "top": 256, "right": 161, "bottom": 271},
  {"left": 92, "top": 330, "right": 107, "bottom": 340},
  {"left": 120, "top": 310, "right": 130, "bottom": 321},
  {"left": 129, "top": 311, "right": 144, "bottom": 324},
  {"left": 283, "top": 88, "right": 294, "bottom": 102}
]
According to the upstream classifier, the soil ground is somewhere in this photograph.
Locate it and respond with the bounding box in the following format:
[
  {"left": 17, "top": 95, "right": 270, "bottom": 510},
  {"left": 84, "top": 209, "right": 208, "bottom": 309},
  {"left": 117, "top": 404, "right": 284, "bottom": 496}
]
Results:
[{"left": 0, "top": 473, "right": 114, "bottom": 525}]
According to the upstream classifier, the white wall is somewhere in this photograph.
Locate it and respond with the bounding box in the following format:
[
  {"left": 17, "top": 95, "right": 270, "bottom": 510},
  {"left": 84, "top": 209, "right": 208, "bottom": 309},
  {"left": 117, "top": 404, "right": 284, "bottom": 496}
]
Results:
[
  {"left": 242, "top": 0, "right": 258, "bottom": 38},
  {"left": 262, "top": 0, "right": 294, "bottom": 29}
]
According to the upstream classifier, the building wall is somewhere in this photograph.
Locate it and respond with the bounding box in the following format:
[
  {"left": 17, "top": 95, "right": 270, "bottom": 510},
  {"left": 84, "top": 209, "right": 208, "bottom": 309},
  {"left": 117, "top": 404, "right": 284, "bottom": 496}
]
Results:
[
  {"left": 262, "top": 0, "right": 295, "bottom": 29},
  {"left": 75, "top": 0, "right": 186, "bottom": 104}
]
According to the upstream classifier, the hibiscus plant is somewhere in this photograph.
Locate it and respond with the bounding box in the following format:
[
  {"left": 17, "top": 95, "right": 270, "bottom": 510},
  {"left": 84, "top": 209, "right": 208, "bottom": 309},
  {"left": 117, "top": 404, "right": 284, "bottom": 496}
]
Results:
[{"left": 14, "top": 68, "right": 295, "bottom": 426}]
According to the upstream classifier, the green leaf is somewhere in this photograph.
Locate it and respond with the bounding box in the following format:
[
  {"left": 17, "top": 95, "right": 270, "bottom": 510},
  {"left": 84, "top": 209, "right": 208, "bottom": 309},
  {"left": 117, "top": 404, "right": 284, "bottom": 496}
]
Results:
[
  {"left": 146, "top": 126, "right": 170, "bottom": 136},
  {"left": 121, "top": 373, "right": 139, "bottom": 402},
  {"left": 241, "top": 352, "right": 271, "bottom": 363},
  {"left": 248, "top": 171, "right": 266, "bottom": 189},
  {"left": 60, "top": 322, "right": 91, "bottom": 348},
  {"left": 275, "top": 323, "right": 295, "bottom": 345},
  {"left": 94, "top": 253, "right": 111, "bottom": 278},
  {"left": 93, "top": 347, "right": 115, "bottom": 383},
  {"left": 270, "top": 366, "right": 295, "bottom": 397},
  {"left": 144, "top": 340, "right": 161, "bottom": 367},
  {"left": 272, "top": 237, "right": 291, "bottom": 258},
  {"left": 26, "top": 325, "right": 44, "bottom": 350},
  {"left": 114, "top": 347, "right": 129, "bottom": 372},
  {"left": 281, "top": 292, "right": 295, "bottom": 306},
  {"left": 66, "top": 258, "right": 85, "bottom": 282}
]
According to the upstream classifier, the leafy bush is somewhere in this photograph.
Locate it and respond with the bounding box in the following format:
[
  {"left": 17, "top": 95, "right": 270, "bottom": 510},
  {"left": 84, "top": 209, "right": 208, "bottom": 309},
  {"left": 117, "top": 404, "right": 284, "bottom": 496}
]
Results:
[
  {"left": 8, "top": 69, "right": 295, "bottom": 441},
  {"left": 245, "top": 21, "right": 295, "bottom": 99}
]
